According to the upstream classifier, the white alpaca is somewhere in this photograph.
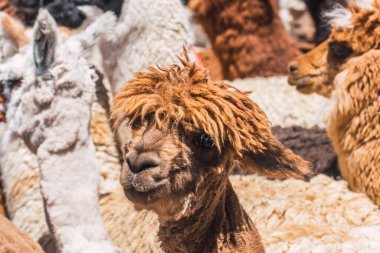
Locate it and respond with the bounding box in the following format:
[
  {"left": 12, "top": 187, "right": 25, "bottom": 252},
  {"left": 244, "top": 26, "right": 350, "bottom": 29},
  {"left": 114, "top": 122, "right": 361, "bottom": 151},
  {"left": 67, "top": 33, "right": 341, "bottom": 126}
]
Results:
[
  {"left": 0, "top": 28, "right": 50, "bottom": 243},
  {"left": 99, "top": 0, "right": 193, "bottom": 94},
  {"left": 6, "top": 10, "right": 115, "bottom": 253},
  {"left": 0, "top": 10, "right": 161, "bottom": 253}
]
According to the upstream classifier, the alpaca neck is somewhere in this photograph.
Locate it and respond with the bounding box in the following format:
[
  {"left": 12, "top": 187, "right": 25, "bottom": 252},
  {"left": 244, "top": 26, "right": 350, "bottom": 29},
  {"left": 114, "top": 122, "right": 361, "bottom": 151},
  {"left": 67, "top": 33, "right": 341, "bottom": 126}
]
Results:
[
  {"left": 158, "top": 180, "right": 265, "bottom": 253},
  {"left": 328, "top": 62, "right": 380, "bottom": 155}
]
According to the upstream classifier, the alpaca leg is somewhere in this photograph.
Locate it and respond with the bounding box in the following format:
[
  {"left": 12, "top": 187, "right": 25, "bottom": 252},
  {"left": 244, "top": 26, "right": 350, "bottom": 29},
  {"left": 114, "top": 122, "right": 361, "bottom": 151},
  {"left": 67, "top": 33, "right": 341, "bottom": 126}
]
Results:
[{"left": 37, "top": 142, "right": 116, "bottom": 253}]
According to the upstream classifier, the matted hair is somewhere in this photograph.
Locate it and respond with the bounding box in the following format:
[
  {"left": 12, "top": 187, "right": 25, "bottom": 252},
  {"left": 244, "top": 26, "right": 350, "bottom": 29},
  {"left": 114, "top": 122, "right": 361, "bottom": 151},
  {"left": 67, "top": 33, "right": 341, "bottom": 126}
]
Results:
[{"left": 112, "top": 49, "right": 274, "bottom": 157}]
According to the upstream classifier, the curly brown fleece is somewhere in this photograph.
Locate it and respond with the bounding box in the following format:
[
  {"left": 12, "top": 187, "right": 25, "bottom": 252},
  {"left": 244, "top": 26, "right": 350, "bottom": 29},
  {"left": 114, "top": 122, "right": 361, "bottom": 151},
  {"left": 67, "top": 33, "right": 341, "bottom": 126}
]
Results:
[
  {"left": 288, "top": 3, "right": 380, "bottom": 206},
  {"left": 188, "top": 0, "right": 300, "bottom": 80},
  {"left": 327, "top": 49, "right": 380, "bottom": 206}
]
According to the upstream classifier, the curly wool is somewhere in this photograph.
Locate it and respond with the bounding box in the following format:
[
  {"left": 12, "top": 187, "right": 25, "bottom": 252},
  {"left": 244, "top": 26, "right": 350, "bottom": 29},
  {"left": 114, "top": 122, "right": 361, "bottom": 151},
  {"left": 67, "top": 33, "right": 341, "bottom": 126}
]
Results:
[
  {"left": 100, "top": 0, "right": 192, "bottom": 94},
  {"left": 231, "top": 76, "right": 331, "bottom": 128},
  {"left": 188, "top": 0, "right": 300, "bottom": 80},
  {"left": 327, "top": 49, "right": 380, "bottom": 206},
  {"left": 232, "top": 174, "right": 380, "bottom": 252},
  {"left": 0, "top": 40, "right": 49, "bottom": 244},
  {"left": 0, "top": 11, "right": 161, "bottom": 253},
  {"left": 5, "top": 10, "right": 116, "bottom": 252},
  {"left": 112, "top": 51, "right": 278, "bottom": 157}
]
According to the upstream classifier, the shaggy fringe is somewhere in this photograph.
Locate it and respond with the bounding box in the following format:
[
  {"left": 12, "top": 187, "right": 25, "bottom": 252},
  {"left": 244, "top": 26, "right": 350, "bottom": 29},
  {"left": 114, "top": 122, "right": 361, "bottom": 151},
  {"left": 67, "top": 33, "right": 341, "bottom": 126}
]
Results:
[{"left": 112, "top": 49, "right": 272, "bottom": 156}]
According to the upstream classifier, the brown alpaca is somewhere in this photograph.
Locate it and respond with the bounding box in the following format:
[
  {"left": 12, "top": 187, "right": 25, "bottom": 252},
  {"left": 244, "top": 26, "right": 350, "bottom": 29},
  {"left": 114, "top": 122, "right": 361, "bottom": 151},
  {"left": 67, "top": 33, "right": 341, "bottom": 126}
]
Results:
[
  {"left": 288, "top": 3, "right": 380, "bottom": 96},
  {"left": 112, "top": 51, "right": 311, "bottom": 253},
  {"left": 288, "top": 4, "right": 380, "bottom": 205},
  {"left": 0, "top": 215, "right": 43, "bottom": 253},
  {"left": 188, "top": 0, "right": 300, "bottom": 80}
]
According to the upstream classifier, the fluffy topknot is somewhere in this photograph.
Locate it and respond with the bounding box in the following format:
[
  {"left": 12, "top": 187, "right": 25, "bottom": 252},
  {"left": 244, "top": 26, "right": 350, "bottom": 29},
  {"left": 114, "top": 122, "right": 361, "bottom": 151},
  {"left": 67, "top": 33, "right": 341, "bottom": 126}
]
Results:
[{"left": 112, "top": 49, "right": 274, "bottom": 157}]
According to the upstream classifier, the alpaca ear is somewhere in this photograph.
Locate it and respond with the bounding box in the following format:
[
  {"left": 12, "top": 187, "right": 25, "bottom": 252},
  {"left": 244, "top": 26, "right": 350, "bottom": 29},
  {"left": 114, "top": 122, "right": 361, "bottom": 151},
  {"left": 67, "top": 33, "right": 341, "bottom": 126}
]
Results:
[
  {"left": 33, "top": 9, "right": 57, "bottom": 72},
  {"left": 241, "top": 136, "right": 312, "bottom": 180},
  {"left": 72, "top": 11, "right": 116, "bottom": 59}
]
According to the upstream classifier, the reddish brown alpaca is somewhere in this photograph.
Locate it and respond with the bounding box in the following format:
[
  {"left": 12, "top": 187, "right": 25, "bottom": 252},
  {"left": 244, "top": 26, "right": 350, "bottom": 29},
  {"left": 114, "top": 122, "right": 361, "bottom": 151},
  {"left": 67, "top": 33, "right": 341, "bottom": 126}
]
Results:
[
  {"left": 112, "top": 51, "right": 311, "bottom": 253},
  {"left": 188, "top": 0, "right": 300, "bottom": 80}
]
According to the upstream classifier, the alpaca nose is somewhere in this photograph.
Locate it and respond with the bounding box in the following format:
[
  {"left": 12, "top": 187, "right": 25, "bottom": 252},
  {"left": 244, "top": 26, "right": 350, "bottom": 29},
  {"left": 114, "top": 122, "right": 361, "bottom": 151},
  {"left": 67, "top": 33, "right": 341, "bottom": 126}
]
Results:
[
  {"left": 126, "top": 151, "right": 160, "bottom": 174},
  {"left": 288, "top": 62, "right": 299, "bottom": 74}
]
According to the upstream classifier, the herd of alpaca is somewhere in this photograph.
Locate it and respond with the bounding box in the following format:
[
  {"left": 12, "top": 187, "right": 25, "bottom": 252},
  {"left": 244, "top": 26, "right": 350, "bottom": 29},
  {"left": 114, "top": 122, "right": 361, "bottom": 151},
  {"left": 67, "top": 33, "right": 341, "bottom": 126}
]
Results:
[
  {"left": 0, "top": 9, "right": 160, "bottom": 253},
  {"left": 0, "top": 0, "right": 379, "bottom": 253}
]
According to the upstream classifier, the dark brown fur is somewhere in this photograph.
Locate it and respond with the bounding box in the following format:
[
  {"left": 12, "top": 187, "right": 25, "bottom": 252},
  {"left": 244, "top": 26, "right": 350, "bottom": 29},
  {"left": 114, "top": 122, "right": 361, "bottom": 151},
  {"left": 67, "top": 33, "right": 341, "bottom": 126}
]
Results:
[
  {"left": 272, "top": 126, "right": 339, "bottom": 176},
  {"left": 189, "top": 0, "right": 300, "bottom": 80},
  {"left": 112, "top": 50, "right": 311, "bottom": 253}
]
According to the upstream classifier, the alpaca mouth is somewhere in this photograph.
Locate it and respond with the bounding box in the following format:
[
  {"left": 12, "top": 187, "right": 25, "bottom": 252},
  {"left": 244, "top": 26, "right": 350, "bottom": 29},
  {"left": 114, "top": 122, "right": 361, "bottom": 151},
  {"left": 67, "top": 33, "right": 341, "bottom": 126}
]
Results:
[
  {"left": 122, "top": 176, "right": 169, "bottom": 204},
  {"left": 288, "top": 76, "right": 314, "bottom": 94},
  {"left": 120, "top": 163, "right": 169, "bottom": 204},
  {"left": 295, "top": 83, "right": 313, "bottom": 94},
  {"left": 130, "top": 174, "right": 168, "bottom": 193}
]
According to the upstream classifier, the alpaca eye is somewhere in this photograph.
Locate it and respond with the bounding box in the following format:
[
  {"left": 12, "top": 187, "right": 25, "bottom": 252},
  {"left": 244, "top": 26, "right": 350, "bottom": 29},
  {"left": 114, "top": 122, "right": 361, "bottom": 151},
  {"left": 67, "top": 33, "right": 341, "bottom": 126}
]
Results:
[
  {"left": 329, "top": 43, "right": 352, "bottom": 60},
  {"left": 130, "top": 121, "right": 141, "bottom": 129},
  {"left": 195, "top": 134, "right": 215, "bottom": 149}
]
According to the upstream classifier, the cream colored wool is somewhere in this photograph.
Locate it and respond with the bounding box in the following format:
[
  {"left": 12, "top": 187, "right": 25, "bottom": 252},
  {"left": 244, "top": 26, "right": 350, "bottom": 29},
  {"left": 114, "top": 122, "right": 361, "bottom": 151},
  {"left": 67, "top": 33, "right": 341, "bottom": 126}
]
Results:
[
  {"left": 231, "top": 174, "right": 380, "bottom": 252},
  {"left": 100, "top": 0, "right": 192, "bottom": 94},
  {"left": 0, "top": 134, "right": 49, "bottom": 241},
  {"left": 99, "top": 186, "right": 161, "bottom": 253},
  {"left": 100, "top": 173, "right": 380, "bottom": 253},
  {"left": 95, "top": 174, "right": 380, "bottom": 252},
  {"left": 0, "top": 45, "right": 160, "bottom": 253},
  {"left": 232, "top": 76, "right": 331, "bottom": 128},
  {"left": 0, "top": 45, "right": 50, "bottom": 243},
  {"left": 0, "top": 10, "right": 160, "bottom": 253}
]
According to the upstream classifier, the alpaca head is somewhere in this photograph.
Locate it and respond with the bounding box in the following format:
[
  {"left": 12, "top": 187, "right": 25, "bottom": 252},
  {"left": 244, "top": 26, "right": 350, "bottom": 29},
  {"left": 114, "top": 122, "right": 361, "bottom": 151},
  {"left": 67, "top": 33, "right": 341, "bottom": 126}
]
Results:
[
  {"left": 112, "top": 51, "right": 311, "bottom": 221},
  {"left": 46, "top": 0, "right": 86, "bottom": 28},
  {"left": 1, "top": 10, "right": 115, "bottom": 148},
  {"left": 288, "top": 3, "right": 380, "bottom": 97}
]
